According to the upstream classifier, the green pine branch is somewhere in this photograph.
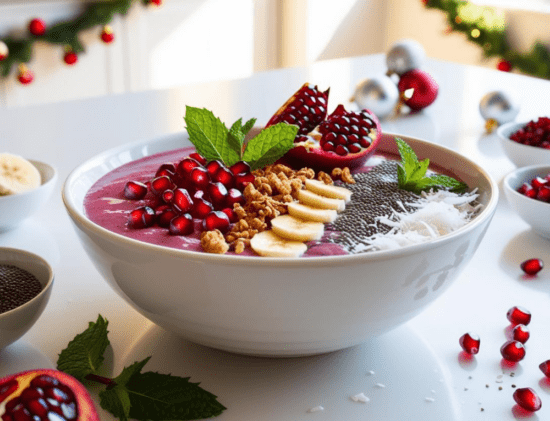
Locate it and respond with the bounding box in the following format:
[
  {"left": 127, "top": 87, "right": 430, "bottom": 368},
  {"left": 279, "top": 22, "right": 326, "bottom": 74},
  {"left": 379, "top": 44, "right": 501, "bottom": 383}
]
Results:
[{"left": 423, "top": 0, "right": 550, "bottom": 79}]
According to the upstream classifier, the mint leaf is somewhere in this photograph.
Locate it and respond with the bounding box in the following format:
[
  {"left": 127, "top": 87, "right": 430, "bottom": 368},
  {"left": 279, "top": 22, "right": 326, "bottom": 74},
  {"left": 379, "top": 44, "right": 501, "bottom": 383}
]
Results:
[
  {"left": 228, "top": 117, "right": 257, "bottom": 161},
  {"left": 57, "top": 314, "right": 110, "bottom": 381},
  {"left": 99, "top": 357, "right": 226, "bottom": 421},
  {"left": 184, "top": 106, "right": 239, "bottom": 165},
  {"left": 241, "top": 117, "right": 256, "bottom": 136},
  {"left": 395, "top": 137, "right": 468, "bottom": 194},
  {"left": 242, "top": 123, "right": 298, "bottom": 170}
]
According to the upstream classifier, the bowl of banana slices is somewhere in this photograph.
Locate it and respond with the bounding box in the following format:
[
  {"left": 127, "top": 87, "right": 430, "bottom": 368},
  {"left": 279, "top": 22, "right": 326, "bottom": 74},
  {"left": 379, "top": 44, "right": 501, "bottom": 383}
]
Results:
[{"left": 0, "top": 153, "right": 57, "bottom": 231}]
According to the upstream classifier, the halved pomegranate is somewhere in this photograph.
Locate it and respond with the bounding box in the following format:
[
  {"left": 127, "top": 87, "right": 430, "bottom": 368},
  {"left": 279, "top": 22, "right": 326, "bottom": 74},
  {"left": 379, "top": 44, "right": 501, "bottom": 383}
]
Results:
[
  {"left": 281, "top": 104, "right": 382, "bottom": 171},
  {"left": 0, "top": 369, "right": 99, "bottom": 421}
]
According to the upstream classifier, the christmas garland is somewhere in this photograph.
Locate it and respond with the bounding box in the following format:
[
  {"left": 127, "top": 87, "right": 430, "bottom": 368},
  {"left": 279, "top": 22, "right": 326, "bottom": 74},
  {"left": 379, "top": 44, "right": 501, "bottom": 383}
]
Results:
[
  {"left": 0, "top": 0, "right": 161, "bottom": 84},
  {"left": 423, "top": 0, "right": 550, "bottom": 79}
]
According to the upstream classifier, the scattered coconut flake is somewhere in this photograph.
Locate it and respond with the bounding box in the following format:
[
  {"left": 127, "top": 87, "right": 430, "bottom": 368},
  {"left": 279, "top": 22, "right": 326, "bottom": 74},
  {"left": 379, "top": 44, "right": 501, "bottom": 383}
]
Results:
[
  {"left": 350, "top": 393, "right": 370, "bottom": 403},
  {"left": 307, "top": 406, "right": 324, "bottom": 413}
]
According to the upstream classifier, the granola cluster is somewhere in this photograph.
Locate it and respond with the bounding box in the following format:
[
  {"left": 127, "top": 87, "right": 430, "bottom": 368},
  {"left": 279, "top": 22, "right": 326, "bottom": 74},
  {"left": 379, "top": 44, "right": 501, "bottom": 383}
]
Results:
[{"left": 200, "top": 164, "right": 355, "bottom": 254}]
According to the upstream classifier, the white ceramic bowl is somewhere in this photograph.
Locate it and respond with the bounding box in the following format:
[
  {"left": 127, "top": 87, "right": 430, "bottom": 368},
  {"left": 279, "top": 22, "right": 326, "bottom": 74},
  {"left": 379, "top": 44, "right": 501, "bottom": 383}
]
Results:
[
  {"left": 0, "top": 160, "right": 57, "bottom": 231},
  {"left": 503, "top": 164, "right": 550, "bottom": 239},
  {"left": 497, "top": 121, "right": 550, "bottom": 168},
  {"left": 62, "top": 132, "right": 498, "bottom": 356},
  {"left": 0, "top": 248, "right": 54, "bottom": 350}
]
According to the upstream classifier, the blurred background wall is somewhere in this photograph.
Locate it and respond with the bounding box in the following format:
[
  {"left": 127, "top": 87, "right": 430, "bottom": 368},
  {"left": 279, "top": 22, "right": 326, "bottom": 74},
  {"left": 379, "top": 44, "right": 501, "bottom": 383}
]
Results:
[{"left": 0, "top": 0, "right": 549, "bottom": 108}]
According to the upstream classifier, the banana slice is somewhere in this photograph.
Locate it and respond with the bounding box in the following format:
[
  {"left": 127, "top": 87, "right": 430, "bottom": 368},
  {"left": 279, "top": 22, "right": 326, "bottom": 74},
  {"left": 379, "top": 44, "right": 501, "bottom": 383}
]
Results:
[
  {"left": 250, "top": 230, "right": 307, "bottom": 258},
  {"left": 271, "top": 214, "right": 324, "bottom": 242},
  {"left": 287, "top": 201, "right": 337, "bottom": 223},
  {"left": 305, "top": 179, "right": 352, "bottom": 203},
  {"left": 0, "top": 153, "right": 41, "bottom": 195},
  {"left": 297, "top": 188, "right": 346, "bottom": 212}
]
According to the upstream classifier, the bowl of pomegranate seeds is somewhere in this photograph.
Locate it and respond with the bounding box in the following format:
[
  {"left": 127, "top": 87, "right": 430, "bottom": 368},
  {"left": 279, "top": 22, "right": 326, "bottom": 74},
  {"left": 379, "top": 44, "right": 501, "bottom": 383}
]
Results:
[
  {"left": 504, "top": 164, "right": 550, "bottom": 239},
  {"left": 497, "top": 119, "right": 550, "bottom": 167},
  {"left": 0, "top": 156, "right": 57, "bottom": 231},
  {"left": 0, "top": 248, "right": 54, "bottom": 350}
]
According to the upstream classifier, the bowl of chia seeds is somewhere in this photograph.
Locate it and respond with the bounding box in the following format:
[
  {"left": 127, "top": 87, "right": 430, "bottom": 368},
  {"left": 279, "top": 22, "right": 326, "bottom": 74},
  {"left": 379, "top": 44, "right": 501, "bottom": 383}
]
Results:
[{"left": 0, "top": 248, "right": 54, "bottom": 350}]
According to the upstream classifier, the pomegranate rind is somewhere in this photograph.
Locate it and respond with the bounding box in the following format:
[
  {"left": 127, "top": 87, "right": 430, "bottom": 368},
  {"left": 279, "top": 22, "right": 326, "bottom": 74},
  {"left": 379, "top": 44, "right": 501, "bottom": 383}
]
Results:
[
  {"left": 0, "top": 369, "right": 100, "bottom": 421},
  {"left": 282, "top": 109, "right": 382, "bottom": 172}
]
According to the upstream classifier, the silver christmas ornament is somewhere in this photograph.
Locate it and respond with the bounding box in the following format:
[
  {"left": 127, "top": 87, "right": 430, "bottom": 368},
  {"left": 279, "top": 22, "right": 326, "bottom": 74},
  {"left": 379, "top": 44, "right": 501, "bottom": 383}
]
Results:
[
  {"left": 0, "top": 40, "right": 8, "bottom": 60},
  {"left": 386, "top": 39, "right": 426, "bottom": 76},
  {"left": 479, "top": 91, "right": 520, "bottom": 125},
  {"left": 351, "top": 75, "right": 399, "bottom": 119}
]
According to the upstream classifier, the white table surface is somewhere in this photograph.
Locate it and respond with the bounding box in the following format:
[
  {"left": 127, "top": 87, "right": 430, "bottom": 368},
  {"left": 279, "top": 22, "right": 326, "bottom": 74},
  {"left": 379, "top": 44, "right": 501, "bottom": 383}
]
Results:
[{"left": 1, "top": 54, "right": 550, "bottom": 420}]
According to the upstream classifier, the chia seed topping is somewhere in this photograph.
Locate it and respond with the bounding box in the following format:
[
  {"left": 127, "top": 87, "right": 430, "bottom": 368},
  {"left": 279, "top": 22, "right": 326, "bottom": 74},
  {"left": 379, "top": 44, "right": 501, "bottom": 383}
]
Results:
[
  {"left": 327, "top": 160, "right": 421, "bottom": 252},
  {"left": 0, "top": 264, "right": 43, "bottom": 314}
]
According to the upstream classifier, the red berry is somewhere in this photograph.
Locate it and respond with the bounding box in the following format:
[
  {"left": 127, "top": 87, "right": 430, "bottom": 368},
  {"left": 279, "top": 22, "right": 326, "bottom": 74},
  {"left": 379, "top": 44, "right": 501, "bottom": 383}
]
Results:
[
  {"left": 234, "top": 172, "right": 255, "bottom": 191},
  {"left": 172, "top": 188, "right": 194, "bottom": 213},
  {"left": 169, "top": 214, "right": 194, "bottom": 235},
  {"left": 539, "top": 360, "right": 550, "bottom": 378},
  {"left": 189, "top": 167, "right": 210, "bottom": 190},
  {"left": 229, "top": 161, "right": 251, "bottom": 175},
  {"left": 128, "top": 206, "right": 155, "bottom": 228},
  {"left": 189, "top": 153, "right": 207, "bottom": 166},
  {"left": 507, "top": 306, "right": 531, "bottom": 325},
  {"left": 208, "top": 182, "right": 228, "bottom": 209},
  {"left": 150, "top": 175, "right": 174, "bottom": 196},
  {"left": 513, "top": 387, "right": 541, "bottom": 412},
  {"left": 124, "top": 181, "right": 147, "bottom": 200},
  {"left": 521, "top": 258, "right": 543, "bottom": 275},
  {"left": 64, "top": 51, "right": 78, "bottom": 65},
  {"left": 459, "top": 332, "right": 480, "bottom": 354},
  {"left": 202, "top": 211, "right": 230, "bottom": 233},
  {"left": 512, "top": 324, "right": 530, "bottom": 343},
  {"left": 29, "top": 18, "right": 46, "bottom": 36},
  {"left": 191, "top": 198, "right": 214, "bottom": 219},
  {"left": 500, "top": 340, "right": 526, "bottom": 362}
]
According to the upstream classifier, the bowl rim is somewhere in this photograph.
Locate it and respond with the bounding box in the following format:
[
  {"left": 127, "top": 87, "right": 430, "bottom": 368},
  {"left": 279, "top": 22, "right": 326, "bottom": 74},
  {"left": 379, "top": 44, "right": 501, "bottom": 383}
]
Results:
[
  {"left": 0, "top": 159, "right": 58, "bottom": 201},
  {"left": 0, "top": 247, "right": 54, "bottom": 318},
  {"left": 62, "top": 132, "right": 499, "bottom": 266},
  {"left": 497, "top": 121, "right": 550, "bottom": 154}
]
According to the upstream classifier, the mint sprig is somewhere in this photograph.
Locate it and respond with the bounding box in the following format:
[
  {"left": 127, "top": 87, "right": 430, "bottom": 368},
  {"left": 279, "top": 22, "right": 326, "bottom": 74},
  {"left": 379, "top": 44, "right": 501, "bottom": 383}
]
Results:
[
  {"left": 57, "top": 315, "right": 226, "bottom": 421},
  {"left": 184, "top": 106, "right": 296, "bottom": 168},
  {"left": 395, "top": 137, "right": 467, "bottom": 194}
]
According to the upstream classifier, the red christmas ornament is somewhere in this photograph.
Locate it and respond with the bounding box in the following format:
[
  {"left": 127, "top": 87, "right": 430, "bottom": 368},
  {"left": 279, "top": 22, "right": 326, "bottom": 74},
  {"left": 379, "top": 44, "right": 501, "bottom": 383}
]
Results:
[
  {"left": 101, "top": 26, "right": 115, "bottom": 43},
  {"left": 150, "top": 0, "right": 162, "bottom": 5},
  {"left": 497, "top": 60, "right": 512, "bottom": 72},
  {"left": 0, "top": 40, "right": 8, "bottom": 61},
  {"left": 397, "top": 68, "right": 439, "bottom": 111},
  {"left": 29, "top": 18, "right": 46, "bottom": 36},
  {"left": 64, "top": 50, "right": 78, "bottom": 65},
  {"left": 17, "top": 65, "right": 34, "bottom": 85}
]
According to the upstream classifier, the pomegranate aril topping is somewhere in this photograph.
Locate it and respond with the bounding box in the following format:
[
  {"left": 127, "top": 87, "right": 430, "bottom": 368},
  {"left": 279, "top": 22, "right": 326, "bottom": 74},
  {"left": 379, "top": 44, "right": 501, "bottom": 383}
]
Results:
[
  {"left": 189, "top": 152, "right": 206, "bottom": 166},
  {"left": 525, "top": 189, "right": 537, "bottom": 199},
  {"left": 177, "top": 157, "right": 201, "bottom": 179},
  {"left": 202, "top": 211, "right": 231, "bottom": 233},
  {"left": 161, "top": 189, "right": 174, "bottom": 203},
  {"left": 157, "top": 208, "right": 178, "bottom": 228},
  {"left": 128, "top": 206, "right": 155, "bottom": 228},
  {"left": 517, "top": 183, "right": 532, "bottom": 194},
  {"left": 512, "top": 324, "right": 530, "bottom": 343},
  {"left": 189, "top": 167, "right": 210, "bottom": 190},
  {"left": 500, "top": 340, "right": 526, "bottom": 362},
  {"left": 539, "top": 360, "right": 550, "bottom": 377},
  {"left": 191, "top": 198, "right": 214, "bottom": 219},
  {"left": 235, "top": 172, "right": 255, "bottom": 190},
  {"left": 221, "top": 207, "right": 237, "bottom": 223},
  {"left": 229, "top": 161, "right": 251, "bottom": 176},
  {"left": 536, "top": 186, "right": 550, "bottom": 202},
  {"left": 208, "top": 182, "right": 228, "bottom": 209},
  {"left": 459, "top": 332, "right": 480, "bottom": 354},
  {"left": 531, "top": 176, "right": 547, "bottom": 189},
  {"left": 123, "top": 181, "right": 148, "bottom": 200},
  {"left": 226, "top": 188, "right": 245, "bottom": 207},
  {"left": 520, "top": 258, "right": 543, "bottom": 275},
  {"left": 513, "top": 387, "right": 542, "bottom": 412},
  {"left": 172, "top": 188, "right": 194, "bottom": 213},
  {"left": 213, "top": 167, "right": 234, "bottom": 189},
  {"left": 507, "top": 306, "right": 531, "bottom": 325},
  {"left": 169, "top": 214, "right": 194, "bottom": 236},
  {"left": 150, "top": 176, "right": 174, "bottom": 196},
  {"left": 205, "top": 160, "right": 224, "bottom": 178}
]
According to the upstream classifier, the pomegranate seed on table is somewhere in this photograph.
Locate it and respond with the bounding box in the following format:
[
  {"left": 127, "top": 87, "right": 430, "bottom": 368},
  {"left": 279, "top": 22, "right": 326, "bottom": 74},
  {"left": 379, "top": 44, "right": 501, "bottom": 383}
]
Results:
[
  {"left": 500, "top": 340, "right": 526, "bottom": 362},
  {"left": 173, "top": 188, "right": 194, "bottom": 213},
  {"left": 520, "top": 258, "right": 543, "bottom": 275},
  {"left": 539, "top": 360, "right": 550, "bottom": 377},
  {"left": 512, "top": 324, "right": 530, "bottom": 343},
  {"left": 459, "top": 332, "right": 480, "bottom": 354},
  {"left": 127, "top": 206, "right": 155, "bottom": 228},
  {"left": 202, "top": 211, "right": 230, "bottom": 233},
  {"left": 513, "top": 387, "right": 542, "bottom": 412},
  {"left": 169, "top": 213, "right": 194, "bottom": 235},
  {"left": 507, "top": 306, "right": 532, "bottom": 325},
  {"left": 123, "top": 181, "right": 148, "bottom": 200}
]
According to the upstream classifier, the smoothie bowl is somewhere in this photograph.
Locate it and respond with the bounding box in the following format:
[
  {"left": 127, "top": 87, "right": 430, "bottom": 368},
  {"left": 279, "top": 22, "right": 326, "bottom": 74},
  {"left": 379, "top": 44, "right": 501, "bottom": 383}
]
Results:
[{"left": 63, "top": 132, "right": 497, "bottom": 356}]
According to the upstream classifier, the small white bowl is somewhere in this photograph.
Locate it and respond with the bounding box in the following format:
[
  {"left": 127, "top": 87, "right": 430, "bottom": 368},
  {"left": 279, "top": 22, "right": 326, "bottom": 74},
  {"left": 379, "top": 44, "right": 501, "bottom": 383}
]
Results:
[
  {"left": 497, "top": 121, "right": 550, "bottom": 168},
  {"left": 0, "top": 160, "right": 57, "bottom": 231},
  {"left": 0, "top": 248, "right": 54, "bottom": 350},
  {"left": 503, "top": 164, "right": 550, "bottom": 239}
]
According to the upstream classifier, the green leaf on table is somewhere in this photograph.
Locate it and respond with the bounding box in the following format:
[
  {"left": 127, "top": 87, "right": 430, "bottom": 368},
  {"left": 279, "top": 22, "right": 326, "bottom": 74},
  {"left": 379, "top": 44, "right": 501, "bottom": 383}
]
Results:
[
  {"left": 56, "top": 314, "right": 110, "bottom": 381},
  {"left": 99, "top": 357, "right": 226, "bottom": 421},
  {"left": 184, "top": 106, "right": 239, "bottom": 165},
  {"left": 242, "top": 122, "right": 298, "bottom": 170},
  {"left": 395, "top": 137, "right": 468, "bottom": 194}
]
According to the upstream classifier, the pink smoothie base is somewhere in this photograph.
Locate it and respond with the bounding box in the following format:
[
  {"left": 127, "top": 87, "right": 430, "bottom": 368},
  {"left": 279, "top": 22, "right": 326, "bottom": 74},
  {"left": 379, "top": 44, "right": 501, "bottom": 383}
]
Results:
[{"left": 83, "top": 146, "right": 351, "bottom": 257}]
